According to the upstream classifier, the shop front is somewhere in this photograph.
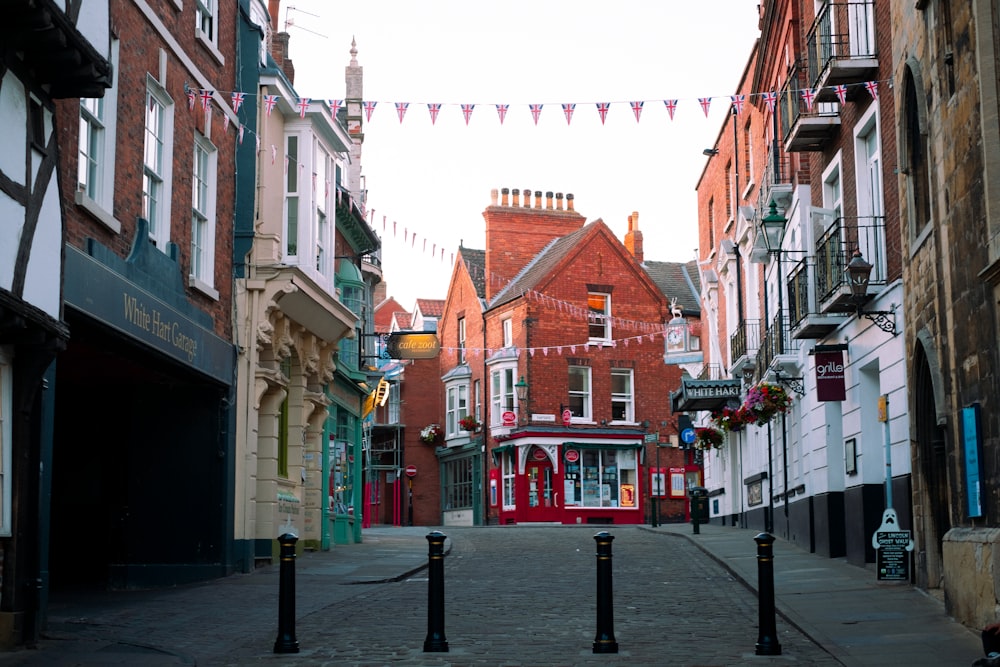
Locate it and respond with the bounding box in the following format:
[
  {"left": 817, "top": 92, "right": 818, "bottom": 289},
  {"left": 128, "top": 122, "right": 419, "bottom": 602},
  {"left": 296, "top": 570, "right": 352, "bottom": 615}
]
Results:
[{"left": 494, "top": 434, "right": 644, "bottom": 525}]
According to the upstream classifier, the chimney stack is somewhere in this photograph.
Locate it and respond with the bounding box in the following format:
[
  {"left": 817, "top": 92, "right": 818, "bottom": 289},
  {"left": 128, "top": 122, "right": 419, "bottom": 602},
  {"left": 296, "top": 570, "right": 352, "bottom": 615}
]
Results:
[{"left": 624, "top": 210, "right": 643, "bottom": 262}]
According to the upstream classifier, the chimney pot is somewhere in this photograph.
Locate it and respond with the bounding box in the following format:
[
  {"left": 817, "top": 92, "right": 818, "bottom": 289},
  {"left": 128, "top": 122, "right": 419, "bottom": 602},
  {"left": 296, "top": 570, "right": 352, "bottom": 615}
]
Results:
[
  {"left": 556, "top": 192, "right": 563, "bottom": 210},
  {"left": 491, "top": 189, "right": 499, "bottom": 206},
  {"left": 567, "top": 193, "right": 575, "bottom": 211},
  {"left": 501, "top": 187, "right": 509, "bottom": 207},
  {"left": 534, "top": 190, "right": 542, "bottom": 208},
  {"left": 546, "top": 191, "right": 554, "bottom": 209},
  {"left": 523, "top": 188, "right": 531, "bottom": 207}
]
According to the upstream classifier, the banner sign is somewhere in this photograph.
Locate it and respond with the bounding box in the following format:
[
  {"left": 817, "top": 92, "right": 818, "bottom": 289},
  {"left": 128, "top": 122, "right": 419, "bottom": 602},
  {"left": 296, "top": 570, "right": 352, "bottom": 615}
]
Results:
[{"left": 815, "top": 349, "right": 846, "bottom": 401}]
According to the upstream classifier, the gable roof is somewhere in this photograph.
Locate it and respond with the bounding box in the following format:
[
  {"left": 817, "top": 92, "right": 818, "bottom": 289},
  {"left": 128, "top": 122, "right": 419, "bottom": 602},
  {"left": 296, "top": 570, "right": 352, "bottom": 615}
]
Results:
[
  {"left": 643, "top": 260, "right": 702, "bottom": 316},
  {"left": 459, "top": 247, "right": 486, "bottom": 299},
  {"left": 489, "top": 223, "right": 595, "bottom": 308},
  {"left": 415, "top": 298, "right": 445, "bottom": 318}
]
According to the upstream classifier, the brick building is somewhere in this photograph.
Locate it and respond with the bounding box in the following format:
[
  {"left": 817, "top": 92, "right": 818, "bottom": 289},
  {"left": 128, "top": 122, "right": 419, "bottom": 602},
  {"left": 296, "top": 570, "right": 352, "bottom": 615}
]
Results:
[
  {"left": 424, "top": 189, "right": 698, "bottom": 526},
  {"left": 694, "top": 0, "right": 909, "bottom": 566},
  {"left": 51, "top": 0, "right": 240, "bottom": 595}
]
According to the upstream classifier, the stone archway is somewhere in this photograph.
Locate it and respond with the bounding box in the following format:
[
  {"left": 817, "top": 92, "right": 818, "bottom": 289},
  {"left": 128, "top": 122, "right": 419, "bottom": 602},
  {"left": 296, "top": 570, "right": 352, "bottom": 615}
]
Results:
[{"left": 912, "top": 336, "right": 950, "bottom": 590}]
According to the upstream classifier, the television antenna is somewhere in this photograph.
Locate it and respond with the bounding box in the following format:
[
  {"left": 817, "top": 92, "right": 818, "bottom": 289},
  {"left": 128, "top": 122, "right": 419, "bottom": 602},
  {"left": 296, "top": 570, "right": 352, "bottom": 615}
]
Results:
[{"left": 285, "top": 5, "right": 327, "bottom": 39}]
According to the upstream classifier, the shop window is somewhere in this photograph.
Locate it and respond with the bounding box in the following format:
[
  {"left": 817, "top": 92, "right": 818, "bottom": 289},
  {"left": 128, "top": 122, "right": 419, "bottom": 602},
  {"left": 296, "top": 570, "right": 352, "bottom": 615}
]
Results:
[
  {"left": 566, "top": 448, "right": 637, "bottom": 508},
  {"left": 443, "top": 458, "right": 474, "bottom": 510}
]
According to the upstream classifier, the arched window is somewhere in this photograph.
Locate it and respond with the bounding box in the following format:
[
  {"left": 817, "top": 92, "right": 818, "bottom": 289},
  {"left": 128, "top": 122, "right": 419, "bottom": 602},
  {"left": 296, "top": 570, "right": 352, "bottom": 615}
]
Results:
[{"left": 903, "top": 63, "right": 932, "bottom": 239}]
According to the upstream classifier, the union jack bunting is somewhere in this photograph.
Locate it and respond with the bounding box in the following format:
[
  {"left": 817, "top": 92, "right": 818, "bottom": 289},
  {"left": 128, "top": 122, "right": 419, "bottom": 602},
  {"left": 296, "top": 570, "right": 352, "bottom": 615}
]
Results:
[
  {"left": 297, "top": 97, "right": 310, "bottom": 118},
  {"left": 328, "top": 99, "right": 342, "bottom": 116},
  {"left": 395, "top": 102, "right": 409, "bottom": 123},
  {"left": 495, "top": 103, "right": 509, "bottom": 124},
  {"left": 664, "top": 99, "right": 678, "bottom": 120},
  {"left": 800, "top": 87, "right": 817, "bottom": 111},
  {"left": 231, "top": 91, "right": 245, "bottom": 113},
  {"left": 762, "top": 91, "right": 778, "bottom": 113},
  {"left": 238, "top": 125, "right": 245, "bottom": 144},
  {"left": 199, "top": 89, "right": 214, "bottom": 111},
  {"left": 428, "top": 103, "right": 442, "bottom": 124},
  {"left": 363, "top": 100, "right": 377, "bottom": 121},
  {"left": 864, "top": 80, "right": 879, "bottom": 101},
  {"left": 529, "top": 104, "right": 543, "bottom": 125},
  {"left": 730, "top": 94, "right": 746, "bottom": 114},
  {"left": 461, "top": 103, "right": 475, "bottom": 125},
  {"left": 698, "top": 97, "right": 712, "bottom": 117},
  {"left": 596, "top": 102, "right": 610, "bottom": 125},
  {"left": 562, "top": 103, "right": 576, "bottom": 125},
  {"left": 263, "top": 94, "right": 279, "bottom": 116},
  {"left": 630, "top": 100, "right": 643, "bottom": 122},
  {"left": 187, "top": 89, "right": 196, "bottom": 111},
  {"left": 833, "top": 84, "right": 848, "bottom": 105}
]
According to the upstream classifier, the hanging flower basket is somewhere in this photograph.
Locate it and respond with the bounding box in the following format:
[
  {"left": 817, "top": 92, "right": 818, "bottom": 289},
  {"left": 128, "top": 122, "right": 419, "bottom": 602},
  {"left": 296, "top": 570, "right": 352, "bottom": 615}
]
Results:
[
  {"left": 743, "top": 383, "right": 793, "bottom": 426},
  {"left": 694, "top": 427, "right": 725, "bottom": 450},
  {"left": 712, "top": 405, "right": 748, "bottom": 432},
  {"left": 458, "top": 416, "right": 481, "bottom": 432},
  {"left": 420, "top": 424, "right": 444, "bottom": 444}
]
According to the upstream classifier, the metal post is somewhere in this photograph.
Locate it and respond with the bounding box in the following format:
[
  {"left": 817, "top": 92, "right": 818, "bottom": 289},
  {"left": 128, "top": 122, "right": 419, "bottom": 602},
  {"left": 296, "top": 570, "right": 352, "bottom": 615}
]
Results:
[
  {"left": 593, "top": 531, "right": 619, "bottom": 654},
  {"left": 754, "top": 532, "right": 781, "bottom": 656},
  {"left": 423, "top": 531, "right": 449, "bottom": 652},
  {"left": 652, "top": 445, "right": 660, "bottom": 527},
  {"left": 273, "top": 533, "right": 300, "bottom": 654},
  {"left": 408, "top": 478, "right": 414, "bottom": 526}
]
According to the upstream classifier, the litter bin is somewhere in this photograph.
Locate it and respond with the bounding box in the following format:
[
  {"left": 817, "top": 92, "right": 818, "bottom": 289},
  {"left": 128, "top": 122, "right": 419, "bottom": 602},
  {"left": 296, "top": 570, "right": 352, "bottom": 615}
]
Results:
[{"left": 689, "top": 486, "right": 709, "bottom": 534}]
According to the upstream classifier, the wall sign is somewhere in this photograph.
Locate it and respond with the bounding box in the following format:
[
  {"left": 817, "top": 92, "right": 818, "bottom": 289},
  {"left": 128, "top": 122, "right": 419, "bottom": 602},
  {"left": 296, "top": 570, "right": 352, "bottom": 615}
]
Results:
[
  {"left": 815, "top": 349, "right": 846, "bottom": 401},
  {"left": 962, "top": 404, "right": 984, "bottom": 518}
]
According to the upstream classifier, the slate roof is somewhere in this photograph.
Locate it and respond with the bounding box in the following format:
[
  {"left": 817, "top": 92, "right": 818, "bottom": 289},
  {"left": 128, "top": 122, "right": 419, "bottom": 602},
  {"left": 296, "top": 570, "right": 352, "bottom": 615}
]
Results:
[
  {"left": 490, "top": 223, "right": 595, "bottom": 308},
  {"left": 643, "top": 259, "right": 702, "bottom": 316},
  {"left": 459, "top": 247, "right": 487, "bottom": 299}
]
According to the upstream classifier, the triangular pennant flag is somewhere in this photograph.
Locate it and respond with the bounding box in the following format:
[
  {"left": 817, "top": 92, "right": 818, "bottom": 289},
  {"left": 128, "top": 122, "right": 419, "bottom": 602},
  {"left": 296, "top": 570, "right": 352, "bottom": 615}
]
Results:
[
  {"left": 297, "top": 97, "right": 310, "bottom": 118},
  {"left": 328, "top": 99, "right": 342, "bottom": 116},
  {"left": 363, "top": 100, "right": 377, "bottom": 121},
  {"left": 833, "top": 84, "right": 848, "bottom": 105},
  {"left": 762, "top": 91, "right": 778, "bottom": 113},
  {"left": 461, "top": 103, "right": 475, "bottom": 125},
  {"left": 238, "top": 125, "right": 245, "bottom": 144},
  {"left": 562, "top": 103, "right": 576, "bottom": 125},
  {"left": 427, "top": 103, "right": 441, "bottom": 124},
  {"left": 395, "top": 102, "right": 409, "bottom": 123},
  {"left": 623, "top": 338, "right": 629, "bottom": 348},
  {"left": 698, "top": 97, "right": 712, "bottom": 117},
  {"left": 187, "top": 89, "right": 196, "bottom": 111},
  {"left": 596, "top": 102, "right": 610, "bottom": 125},
  {"left": 231, "top": 91, "right": 245, "bottom": 113},
  {"left": 864, "top": 80, "right": 879, "bottom": 101},
  {"left": 529, "top": 348, "right": 535, "bottom": 357},
  {"left": 264, "top": 94, "right": 279, "bottom": 116},
  {"left": 730, "top": 94, "right": 746, "bottom": 115},
  {"left": 800, "top": 87, "right": 818, "bottom": 111},
  {"left": 255, "top": 135, "right": 260, "bottom": 154},
  {"left": 200, "top": 89, "right": 214, "bottom": 111},
  {"left": 529, "top": 103, "right": 543, "bottom": 125},
  {"left": 271, "top": 144, "right": 276, "bottom": 164},
  {"left": 630, "top": 100, "right": 644, "bottom": 122},
  {"left": 223, "top": 114, "right": 230, "bottom": 131},
  {"left": 495, "top": 103, "right": 509, "bottom": 124},
  {"left": 664, "top": 99, "right": 677, "bottom": 120}
]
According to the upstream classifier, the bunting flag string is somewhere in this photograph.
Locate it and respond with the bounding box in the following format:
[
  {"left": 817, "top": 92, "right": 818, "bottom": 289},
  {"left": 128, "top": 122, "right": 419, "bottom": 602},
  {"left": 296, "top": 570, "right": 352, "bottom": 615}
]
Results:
[
  {"left": 495, "top": 103, "right": 509, "bottom": 124},
  {"left": 461, "top": 103, "right": 475, "bottom": 125},
  {"left": 630, "top": 100, "right": 644, "bottom": 123},
  {"left": 395, "top": 102, "right": 409, "bottom": 123},
  {"left": 698, "top": 97, "right": 712, "bottom": 117},
  {"left": 730, "top": 94, "right": 746, "bottom": 115},
  {"left": 562, "top": 103, "right": 576, "bottom": 125},
  {"left": 529, "top": 103, "right": 544, "bottom": 125},
  {"left": 596, "top": 102, "right": 610, "bottom": 125},
  {"left": 664, "top": 99, "right": 677, "bottom": 120},
  {"left": 428, "top": 103, "right": 442, "bottom": 124}
]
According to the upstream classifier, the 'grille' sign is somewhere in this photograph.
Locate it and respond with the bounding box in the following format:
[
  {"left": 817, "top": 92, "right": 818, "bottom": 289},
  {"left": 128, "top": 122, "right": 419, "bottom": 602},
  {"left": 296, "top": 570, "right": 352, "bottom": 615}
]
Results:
[{"left": 815, "top": 349, "right": 846, "bottom": 401}]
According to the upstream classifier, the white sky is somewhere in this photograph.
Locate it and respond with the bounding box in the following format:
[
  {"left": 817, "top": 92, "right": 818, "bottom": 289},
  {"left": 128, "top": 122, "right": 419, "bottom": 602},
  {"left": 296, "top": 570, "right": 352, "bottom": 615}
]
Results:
[{"left": 285, "top": 0, "right": 761, "bottom": 310}]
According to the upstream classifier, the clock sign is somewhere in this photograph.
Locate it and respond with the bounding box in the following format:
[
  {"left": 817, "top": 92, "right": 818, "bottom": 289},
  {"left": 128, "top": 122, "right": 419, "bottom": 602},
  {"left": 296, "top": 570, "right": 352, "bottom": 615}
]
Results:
[{"left": 666, "top": 324, "right": 686, "bottom": 351}]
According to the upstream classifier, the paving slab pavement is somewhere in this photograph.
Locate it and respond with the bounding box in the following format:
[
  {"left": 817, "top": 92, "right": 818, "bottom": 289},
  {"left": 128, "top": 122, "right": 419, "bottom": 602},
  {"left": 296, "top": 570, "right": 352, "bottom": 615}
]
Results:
[{"left": 0, "top": 523, "right": 985, "bottom": 666}]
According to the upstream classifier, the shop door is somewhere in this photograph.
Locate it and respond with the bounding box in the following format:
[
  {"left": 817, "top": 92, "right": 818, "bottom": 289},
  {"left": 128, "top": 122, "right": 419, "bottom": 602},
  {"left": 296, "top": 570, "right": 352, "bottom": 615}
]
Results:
[{"left": 525, "top": 458, "right": 560, "bottom": 522}]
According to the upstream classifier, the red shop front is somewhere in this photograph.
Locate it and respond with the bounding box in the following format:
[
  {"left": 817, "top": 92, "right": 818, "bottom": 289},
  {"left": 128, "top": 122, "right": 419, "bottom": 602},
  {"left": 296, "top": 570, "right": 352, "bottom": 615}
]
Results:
[{"left": 492, "top": 435, "right": 645, "bottom": 525}]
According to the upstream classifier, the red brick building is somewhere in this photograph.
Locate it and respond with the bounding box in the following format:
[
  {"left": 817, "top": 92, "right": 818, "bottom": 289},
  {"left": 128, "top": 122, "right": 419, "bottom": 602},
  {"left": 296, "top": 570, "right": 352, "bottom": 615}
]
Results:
[{"left": 426, "top": 188, "right": 700, "bottom": 526}]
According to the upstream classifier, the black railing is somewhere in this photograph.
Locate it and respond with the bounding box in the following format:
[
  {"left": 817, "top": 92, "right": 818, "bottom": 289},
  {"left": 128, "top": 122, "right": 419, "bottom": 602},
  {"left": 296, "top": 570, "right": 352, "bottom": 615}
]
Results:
[
  {"left": 758, "top": 149, "right": 793, "bottom": 217},
  {"left": 779, "top": 61, "right": 840, "bottom": 142},
  {"left": 730, "top": 319, "right": 761, "bottom": 364},
  {"left": 786, "top": 258, "right": 811, "bottom": 332},
  {"left": 758, "top": 313, "right": 799, "bottom": 372},
  {"left": 815, "top": 216, "right": 887, "bottom": 303},
  {"left": 806, "top": 1, "right": 877, "bottom": 86}
]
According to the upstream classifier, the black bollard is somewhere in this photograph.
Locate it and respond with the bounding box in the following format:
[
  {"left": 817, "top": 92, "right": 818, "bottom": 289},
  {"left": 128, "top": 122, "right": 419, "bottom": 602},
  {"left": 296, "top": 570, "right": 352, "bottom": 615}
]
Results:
[
  {"left": 423, "top": 531, "right": 449, "bottom": 652},
  {"left": 593, "top": 531, "right": 619, "bottom": 654},
  {"left": 754, "top": 532, "right": 782, "bottom": 656},
  {"left": 273, "top": 532, "right": 300, "bottom": 654}
]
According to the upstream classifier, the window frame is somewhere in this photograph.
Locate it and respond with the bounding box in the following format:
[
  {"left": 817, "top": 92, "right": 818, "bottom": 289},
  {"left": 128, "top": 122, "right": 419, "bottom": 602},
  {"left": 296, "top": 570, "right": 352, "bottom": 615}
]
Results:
[
  {"left": 457, "top": 317, "right": 466, "bottom": 364},
  {"left": 442, "top": 458, "right": 474, "bottom": 511},
  {"left": 143, "top": 76, "right": 174, "bottom": 249},
  {"left": 284, "top": 133, "right": 300, "bottom": 260},
  {"left": 489, "top": 366, "right": 517, "bottom": 425},
  {"left": 587, "top": 293, "right": 611, "bottom": 342},
  {"left": 610, "top": 368, "right": 635, "bottom": 423},
  {"left": 190, "top": 131, "right": 218, "bottom": 297},
  {"left": 568, "top": 365, "right": 593, "bottom": 422},
  {"left": 446, "top": 383, "right": 469, "bottom": 437}
]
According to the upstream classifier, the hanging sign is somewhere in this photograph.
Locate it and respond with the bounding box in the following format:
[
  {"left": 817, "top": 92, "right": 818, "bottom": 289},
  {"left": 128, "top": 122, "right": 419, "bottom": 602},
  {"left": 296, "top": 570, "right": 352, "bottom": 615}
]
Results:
[{"left": 815, "top": 349, "right": 846, "bottom": 401}]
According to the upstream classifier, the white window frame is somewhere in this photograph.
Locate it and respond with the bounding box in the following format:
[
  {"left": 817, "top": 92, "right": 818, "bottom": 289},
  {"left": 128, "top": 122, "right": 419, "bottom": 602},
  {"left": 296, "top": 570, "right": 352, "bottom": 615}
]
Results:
[
  {"left": 75, "top": 37, "right": 119, "bottom": 232},
  {"left": 314, "top": 143, "right": 331, "bottom": 281},
  {"left": 568, "top": 365, "right": 593, "bottom": 422},
  {"left": 502, "top": 318, "right": 513, "bottom": 347},
  {"left": 194, "top": 0, "right": 225, "bottom": 65},
  {"left": 284, "top": 133, "right": 300, "bottom": 261},
  {"left": 190, "top": 132, "right": 218, "bottom": 298},
  {"left": 0, "top": 348, "right": 12, "bottom": 536},
  {"left": 587, "top": 293, "right": 611, "bottom": 342},
  {"left": 489, "top": 366, "right": 517, "bottom": 425},
  {"left": 143, "top": 76, "right": 174, "bottom": 250},
  {"left": 610, "top": 368, "right": 635, "bottom": 423},
  {"left": 457, "top": 317, "right": 466, "bottom": 364},
  {"left": 446, "top": 384, "right": 469, "bottom": 437},
  {"left": 502, "top": 449, "right": 516, "bottom": 508}
]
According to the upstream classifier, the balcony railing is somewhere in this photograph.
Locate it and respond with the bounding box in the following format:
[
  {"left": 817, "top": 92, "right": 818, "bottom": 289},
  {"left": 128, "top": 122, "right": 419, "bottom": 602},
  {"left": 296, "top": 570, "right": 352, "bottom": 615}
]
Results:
[
  {"left": 730, "top": 319, "right": 761, "bottom": 362},
  {"left": 758, "top": 313, "right": 799, "bottom": 372},
  {"left": 787, "top": 256, "right": 850, "bottom": 338},
  {"left": 780, "top": 62, "right": 841, "bottom": 152},
  {"left": 758, "top": 148, "right": 794, "bottom": 217},
  {"left": 806, "top": 1, "right": 879, "bottom": 97},
  {"left": 815, "top": 215, "right": 888, "bottom": 312}
]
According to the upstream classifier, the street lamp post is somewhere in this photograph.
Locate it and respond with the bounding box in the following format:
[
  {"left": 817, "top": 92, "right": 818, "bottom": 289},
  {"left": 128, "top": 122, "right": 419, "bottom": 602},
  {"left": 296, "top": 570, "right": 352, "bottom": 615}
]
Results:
[{"left": 514, "top": 376, "right": 529, "bottom": 424}]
